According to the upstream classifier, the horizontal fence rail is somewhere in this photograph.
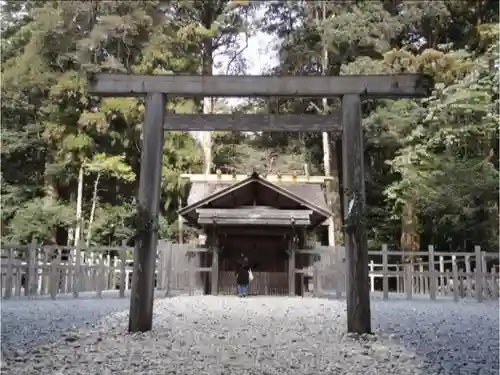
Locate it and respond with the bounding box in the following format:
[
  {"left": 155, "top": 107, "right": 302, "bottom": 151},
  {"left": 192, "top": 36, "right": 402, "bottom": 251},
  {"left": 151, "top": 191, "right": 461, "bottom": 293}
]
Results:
[
  {"left": 1, "top": 241, "right": 498, "bottom": 302},
  {"left": 300, "top": 245, "right": 499, "bottom": 302},
  {"left": 1, "top": 240, "right": 135, "bottom": 300}
]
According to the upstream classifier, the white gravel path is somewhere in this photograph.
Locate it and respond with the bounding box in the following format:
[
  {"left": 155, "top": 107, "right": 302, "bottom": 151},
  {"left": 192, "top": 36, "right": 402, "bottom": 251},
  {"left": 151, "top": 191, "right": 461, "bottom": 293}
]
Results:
[{"left": 1, "top": 294, "right": 498, "bottom": 375}]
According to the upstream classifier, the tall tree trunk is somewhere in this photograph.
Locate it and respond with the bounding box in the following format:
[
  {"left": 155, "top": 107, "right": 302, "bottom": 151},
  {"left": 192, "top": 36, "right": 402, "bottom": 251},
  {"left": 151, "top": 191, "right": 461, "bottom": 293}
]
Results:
[
  {"left": 320, "top": 2, "right": 343, "bottom": 246},
  {"left": 73, "top": 166, "right": 84, "bottom": 247},
  {"left": 322, "top": 134, "right": 335, "bottom": 245},
  {"left": 67, "top": 193, "right": 75, "bottom": 246},
  {"left": 201, "top": 6, "right": 214, "bottom": 176},
  {"left": 330, "top": 136, "right": 344, "bottom": 245},
  {"left": 43, "top": 166, "right": 59, "bottom": 245},
  {"left": 401, "top": 197, "right": 420, "bottom": 258},
  {"left": 85, "top": 172, "right": 101, "bottom": 247},
  {"left": 202, "top": 100, "right": 213, "bottom": 175}
]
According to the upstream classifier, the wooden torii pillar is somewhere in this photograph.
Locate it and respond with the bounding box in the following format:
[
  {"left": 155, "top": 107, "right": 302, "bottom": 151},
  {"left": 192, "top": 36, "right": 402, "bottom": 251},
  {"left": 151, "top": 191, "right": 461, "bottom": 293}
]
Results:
[{"left": 88, "top": 73, "right": 432, "bottom": 334}]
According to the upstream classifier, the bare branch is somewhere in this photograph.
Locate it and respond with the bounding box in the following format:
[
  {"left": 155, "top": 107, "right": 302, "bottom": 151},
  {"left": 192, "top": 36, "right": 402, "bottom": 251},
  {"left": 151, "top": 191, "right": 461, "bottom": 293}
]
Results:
[{"left": 225, "top": 32, "right": 249, "bottom": 75}]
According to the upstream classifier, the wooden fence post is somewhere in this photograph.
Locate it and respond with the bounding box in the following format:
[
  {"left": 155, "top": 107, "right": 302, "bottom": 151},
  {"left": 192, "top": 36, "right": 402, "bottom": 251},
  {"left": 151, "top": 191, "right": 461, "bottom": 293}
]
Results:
[
  {"left": 413, "top": 262, "right": 418, "bottom": 294},
  {"left": 156, "top": 240, "right": 171, "bottom": 293},
  {"left": 491, "top": 267, "right": 499, "bottom": 298},
  {"left": 395, "top": 263, "right": 401, "bottom": 293},
  {"left": 382, "top": 244, "right": 388, "bottom": 300},
  {"left": 96, "top": 252, "right": 105, "bottom": 298},
  {"left": 106, "top": 254, "right": 111, "bottom": 290},
  {"left": 188, "top": 252, "right": 194, "bottom": 296},
  {"left": 465, "top": 255, "right": 472, "bottom": 297},
  {"left": 4, "top": 249, "right": 14, "bottom": 299},
  {"left": 451, "top": 255, "right": 459, "bottom": 302},
  {"left": 418, "top": 263, "right": 424, "bottom": 294},
  {"left": 60, "top": 254, "right": 68, "bottom": 294},
  {"left": 428, "top": 245, "right": 436, "bottom": 300},
  {"left": 26, "top": 239, "right": 37, "bottom": 297},
  {"left": 481, "top": 252, "right": 488, "bottom": 298},
  {"left": 369, "top": 260, "right": 374, "bottom": 293},
  {"left": 439, "top": 256, "right": 445, "bottom": 296},
  {"left": 119, "top": 240, "right": 127, "bottom": 298},
  {"left": 458, "top": 267, "right": 465, "bottom": 298},
  {"left": 40, "top": 250, "right": 49, "bottom": 295},
  {"left": 211, "top": 247, "right": 219, "bottom": 296},
  {"left": 64, "top": 248, "right": 72, "bottom": 295},
  {"left": 73, "top": 242, "right": 82, "bottom": 298},
  {"left": 313, "top": 259, "right": 319, "bottom": 296},
  {"left": 475, "top": 246, "right": 483, "bottom": 302},
  {"left": 335, "top": 246, "right": 343, "bottom": 298},
  {"left": 83, "top": 255, "right": 91, "bottom": 292},
  {"left": 125, "top": 270, "right": 131, "bottom": 291},
  {"left": 405, "top": 261, "right": 413, "bottom": 300},
  {"left": 111, "top": 257, "right": 119, "bottom": 291},
  {"left": 156, "top": 241, "right": 165, "bottom": 290},
  {"left": 50, "top": 249, "right": 61, "bottom": 299},
  {"left": 14, "top": 256, "right": 22, "bottom": 297},
  {"left": 165, "top": 242, "right": 173, "bottom": 297},
  {"left": 288, "top": 247, "right": 295, "bottom": 297},
  {"left": 316, "top": 258, "right": 322, "bottom": 296},
  {"left": 88, "top": 252, "right": 95, "bottom": 290}
]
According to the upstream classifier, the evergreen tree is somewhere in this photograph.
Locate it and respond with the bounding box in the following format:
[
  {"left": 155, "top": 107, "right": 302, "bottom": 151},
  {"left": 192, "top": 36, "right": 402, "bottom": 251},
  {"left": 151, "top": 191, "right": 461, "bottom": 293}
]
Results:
[{"left": 1, "top": 0, "right": 497, "bottom": 251}]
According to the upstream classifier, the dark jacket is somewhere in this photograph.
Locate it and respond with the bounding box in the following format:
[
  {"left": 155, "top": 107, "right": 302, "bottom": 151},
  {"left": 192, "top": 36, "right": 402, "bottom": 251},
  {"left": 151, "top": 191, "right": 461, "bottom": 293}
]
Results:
[{"left": 236, "top": 263, "right": 250, "bottom": 285}]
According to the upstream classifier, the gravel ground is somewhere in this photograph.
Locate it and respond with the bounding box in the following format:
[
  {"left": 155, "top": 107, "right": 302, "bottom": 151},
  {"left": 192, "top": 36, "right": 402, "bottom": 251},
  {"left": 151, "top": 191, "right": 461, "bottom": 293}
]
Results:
[{"left": 1, "top": 294, "right": 498, "bottom": 375}]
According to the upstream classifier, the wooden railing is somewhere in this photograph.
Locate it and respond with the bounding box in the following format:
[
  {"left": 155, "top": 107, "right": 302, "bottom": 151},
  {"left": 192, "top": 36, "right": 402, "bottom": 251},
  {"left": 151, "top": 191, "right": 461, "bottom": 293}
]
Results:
[
  {"left": 1, "top": 241, "right": 498, "bottom": 302},
  {"left": 0, "top": 240, "right": 203, "bottom": 300},
  {"left": 299, "top": 245, "right": 500, "bottom": 302},
  {"left": 1, "top": 240, "right": 133, "bottom": 299}
]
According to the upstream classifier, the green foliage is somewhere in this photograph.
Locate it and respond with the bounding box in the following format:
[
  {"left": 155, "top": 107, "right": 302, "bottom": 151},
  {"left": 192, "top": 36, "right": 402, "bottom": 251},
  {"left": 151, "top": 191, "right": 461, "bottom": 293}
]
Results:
[
  {"left": 385, "top": 34, "right": 499, "bottom": 250},
  {"left": 89, "top": 202, "right": 136, "bottom": 246},
  {"left": 7, "top": 198, "right": 74, "bottom": 244},
  {"left": 1, "top": 1, "right": 215, "bottom": 245},
  {"left": 85, "top": 153, "right": 135, "bottom": 181},
  {"left": 1, "top": 1, "right": 498, "bottom": 252},
  {"left": 253, "top": 1, "right": 499, "bottom": 250}
]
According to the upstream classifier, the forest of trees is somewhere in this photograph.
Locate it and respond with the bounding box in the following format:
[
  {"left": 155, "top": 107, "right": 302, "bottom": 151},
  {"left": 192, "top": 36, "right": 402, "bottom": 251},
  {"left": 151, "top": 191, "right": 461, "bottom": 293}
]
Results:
[{"left": 1, "top": 1, "right": 498, "bottom": 253}]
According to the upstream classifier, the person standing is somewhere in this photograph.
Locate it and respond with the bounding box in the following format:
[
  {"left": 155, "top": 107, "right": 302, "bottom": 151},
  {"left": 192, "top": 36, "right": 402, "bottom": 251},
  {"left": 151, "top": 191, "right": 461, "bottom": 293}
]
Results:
[{"left": 236, "top": 256, "right": 250, "bottom": 297}]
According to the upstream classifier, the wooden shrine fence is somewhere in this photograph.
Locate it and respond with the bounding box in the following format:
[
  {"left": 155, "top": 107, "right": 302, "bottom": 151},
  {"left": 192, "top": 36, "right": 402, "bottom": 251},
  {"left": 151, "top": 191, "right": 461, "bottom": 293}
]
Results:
[{"left": 1, "top": 241, "right": 498, "bottom": 302}]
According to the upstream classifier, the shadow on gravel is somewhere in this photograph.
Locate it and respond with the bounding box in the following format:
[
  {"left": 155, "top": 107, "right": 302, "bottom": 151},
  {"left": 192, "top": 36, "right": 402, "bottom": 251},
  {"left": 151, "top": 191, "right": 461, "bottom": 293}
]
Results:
[
  {"left": 321, "top": 293, "right": 500, "bottom": 374},
  {"left": 370, "top": 298, "right": 500, "bottom": 375},
  {"left": 3, "top": 291, "right": 499, "bottom": 375}
]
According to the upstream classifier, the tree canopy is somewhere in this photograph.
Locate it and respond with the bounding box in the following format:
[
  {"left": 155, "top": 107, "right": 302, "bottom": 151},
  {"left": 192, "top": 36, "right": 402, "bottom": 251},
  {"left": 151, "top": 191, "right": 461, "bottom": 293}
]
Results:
[{"left": 2, "top": 0, "right": 498, "bottom": 252}]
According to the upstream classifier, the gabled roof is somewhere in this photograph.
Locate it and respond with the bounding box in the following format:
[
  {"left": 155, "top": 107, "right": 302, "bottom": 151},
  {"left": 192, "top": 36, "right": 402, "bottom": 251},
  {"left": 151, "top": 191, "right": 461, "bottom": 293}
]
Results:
[{"left": 179, "top": 172, "right": 331, "bottom": 224}]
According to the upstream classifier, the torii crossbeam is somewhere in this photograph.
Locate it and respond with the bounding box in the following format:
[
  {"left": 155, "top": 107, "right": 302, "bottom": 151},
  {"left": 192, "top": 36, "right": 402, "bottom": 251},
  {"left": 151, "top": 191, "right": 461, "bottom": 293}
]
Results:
[{"left": 88, "top": 73, "right": 432, "bottom": 334}]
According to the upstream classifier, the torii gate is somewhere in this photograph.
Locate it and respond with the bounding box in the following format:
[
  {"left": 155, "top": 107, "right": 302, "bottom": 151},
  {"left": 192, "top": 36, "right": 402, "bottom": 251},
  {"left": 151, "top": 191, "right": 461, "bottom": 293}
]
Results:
[{"left": 88, "top": 73, "right": 432, "bottom": 334}]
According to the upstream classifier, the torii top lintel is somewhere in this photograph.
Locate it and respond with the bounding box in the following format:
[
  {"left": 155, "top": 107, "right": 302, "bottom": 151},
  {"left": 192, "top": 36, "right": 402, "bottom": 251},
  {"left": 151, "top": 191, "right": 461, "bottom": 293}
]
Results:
[{"left": 88, "top": 73, "right": 433, "bottom": 98}]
